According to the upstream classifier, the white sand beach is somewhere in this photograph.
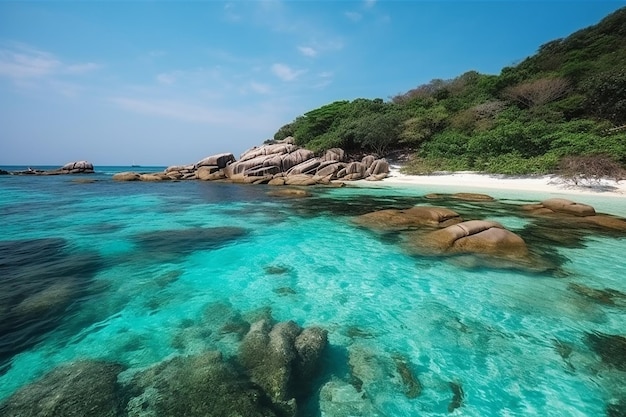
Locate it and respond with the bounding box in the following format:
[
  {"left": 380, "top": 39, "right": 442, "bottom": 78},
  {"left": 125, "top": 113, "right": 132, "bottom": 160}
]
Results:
[{"left": 373, "top": 166, "right": 626, "bottom": 198}]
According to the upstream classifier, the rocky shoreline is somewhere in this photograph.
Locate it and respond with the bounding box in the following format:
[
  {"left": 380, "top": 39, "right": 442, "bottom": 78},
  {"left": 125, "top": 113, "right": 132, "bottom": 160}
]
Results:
[
  {"left": 113, "top": 137, "right": 389, "bottom": 185},
  {"left": 1, "top": 161, "right": 94, "bottom": 176}
]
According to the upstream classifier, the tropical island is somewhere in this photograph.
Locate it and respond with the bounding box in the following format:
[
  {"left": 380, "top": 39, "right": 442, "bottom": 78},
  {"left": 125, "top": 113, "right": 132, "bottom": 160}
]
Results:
[{"left": 269, "top": 7, "right": 626, "bottom": 181}]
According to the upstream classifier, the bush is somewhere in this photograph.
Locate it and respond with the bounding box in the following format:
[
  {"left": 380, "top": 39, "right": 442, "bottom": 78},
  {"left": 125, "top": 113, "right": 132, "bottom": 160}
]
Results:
[{"left": 558, "top": 154, "right": 626, "bottom": 184}]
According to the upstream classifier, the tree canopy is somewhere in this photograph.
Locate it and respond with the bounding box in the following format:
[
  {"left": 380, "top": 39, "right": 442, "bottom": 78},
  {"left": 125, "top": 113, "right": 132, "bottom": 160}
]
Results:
[{"left": 273, "top": 7, "right": 626, "bottom": 175}]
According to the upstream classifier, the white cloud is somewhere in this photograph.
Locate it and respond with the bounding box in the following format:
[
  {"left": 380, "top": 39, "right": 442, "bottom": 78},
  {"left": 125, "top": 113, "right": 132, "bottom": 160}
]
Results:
[
  {"left": 271, "top": 63, "right": 305, "bottom": 81},
  {"left": 249, "top": 81, "right": 271, "bottom": 94},
  {"left": 364, "top": 0, "right": 377, "bottom": 9},
  {"left": 0, "top": 42, "right": 99, "bottom": 81},
  {"left": 110, "top": 97, "right": 230, "bottom": 124},
  {"left": 223, "top": 2, "right": 242, "bottom": 22},
  {"left": 345, "top": 11, "right": 362, "bottom": 21},
  {"left": 0, "top": 44, "right": 60, "bottom": 79},
  {"left": 65, "top": 62, "right": 100, "bottom": 74},
  {"left": 298, "top": 46, "right": 318, "bottom": 57},
  {"left": 156, "top": 73, "right": 177, "bottom": 85}
]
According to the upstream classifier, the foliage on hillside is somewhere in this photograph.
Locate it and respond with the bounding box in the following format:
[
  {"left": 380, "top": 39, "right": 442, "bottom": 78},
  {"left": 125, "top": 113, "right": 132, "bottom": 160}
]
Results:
[{"left": 272, "top": 7, "right": 626, "bottom": 175}]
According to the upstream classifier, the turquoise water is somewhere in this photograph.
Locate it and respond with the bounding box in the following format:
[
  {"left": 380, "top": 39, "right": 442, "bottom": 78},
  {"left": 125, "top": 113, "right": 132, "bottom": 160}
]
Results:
[{"left": 1, "top": 168, "right": 625, "bottom": 416}]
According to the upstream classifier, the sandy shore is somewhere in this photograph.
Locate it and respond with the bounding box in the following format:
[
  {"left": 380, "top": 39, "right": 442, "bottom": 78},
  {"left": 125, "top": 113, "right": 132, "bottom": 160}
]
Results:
[{"left": 357, "top": 166, "right": 626, "bottom": 198}]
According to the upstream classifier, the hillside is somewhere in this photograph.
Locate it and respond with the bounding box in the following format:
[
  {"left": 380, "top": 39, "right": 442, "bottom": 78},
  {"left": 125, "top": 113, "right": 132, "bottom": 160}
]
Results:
[{"left": 272, "top": 7, "right": 626, "bottom": 176}]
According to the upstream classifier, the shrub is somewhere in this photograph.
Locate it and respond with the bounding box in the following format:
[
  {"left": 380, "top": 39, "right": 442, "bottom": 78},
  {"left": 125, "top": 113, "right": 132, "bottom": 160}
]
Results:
[{"left": 558, "top": 154, "right": 626, "bottom": 185}]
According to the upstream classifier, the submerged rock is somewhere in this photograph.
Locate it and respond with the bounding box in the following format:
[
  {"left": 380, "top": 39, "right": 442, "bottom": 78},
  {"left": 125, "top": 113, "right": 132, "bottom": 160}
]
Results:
[
  {"left": 125, "top": 351, "right": 279, "bottom": 417},
  {"left": 238, "top": 319, "right": 328, "bottom": 416},
  {"left": 0, "top": 360, "right": 125, "bottom": 417},
  {"left": 569, "top": 283, "right": 626, "bottom": 306},
  {"left": 319, "top": 379, "right": 379, "bottom": 417},
  {"left": 0, "top": 238, "right": 103, "bottom": 370},
  {"left": 585, "top": 332, "right": 626, "bottom": 371},
  {"left": 132, "top": 226, "right": 248, "bottom": 256},
  {"left": 392, "top": 354, "right": 422, "bottom": 399},
  {"left": 448, "top": 381, "right": 465, "bottom": 413}
]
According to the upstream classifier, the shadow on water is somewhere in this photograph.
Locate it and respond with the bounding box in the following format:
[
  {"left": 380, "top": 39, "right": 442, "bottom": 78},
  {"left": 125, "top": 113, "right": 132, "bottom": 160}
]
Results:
[{"left": 0, "top": 238, "right": 104, "bottom": 375}]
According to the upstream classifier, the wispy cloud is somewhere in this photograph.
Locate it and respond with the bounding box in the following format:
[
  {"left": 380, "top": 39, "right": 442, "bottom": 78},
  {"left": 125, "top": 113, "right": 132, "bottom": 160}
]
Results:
[
  {"left": 364, "top": 0, "right": 377, "bottom": 9},
  {"left": 249, "top": 81, "right": 271, "bottom": 94},
  {"left": 0, "top": 43, "right": 60, "bottom": 79},
  {"left": 298, "top": 46, "right": 318, "bottom": 57},
  {"left": 65, "top": 62, "right": 100, "bottom": 74},
  {"left": 223, "top": 2, "right": 242, "bottom": 22},
  {"left": 110, "top": 97, "right": 230, "bottom": 124},
  {"left": 345, "top": 11, "right": 362, "bottom": 22},
  {"left": 271, "top": 63, "right": 305, "bottom": 81},
  {"left": 154, "top": 68, "right": 222, "bottom": 86},
  {"left": 0, "top": 42, "right": 99, "bottom": 81}
]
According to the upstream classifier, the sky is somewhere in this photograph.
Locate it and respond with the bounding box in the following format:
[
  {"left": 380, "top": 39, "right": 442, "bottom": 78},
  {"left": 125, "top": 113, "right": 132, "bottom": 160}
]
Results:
[{"left": 0, "top": 1, "right": 624, "bottom": 166}]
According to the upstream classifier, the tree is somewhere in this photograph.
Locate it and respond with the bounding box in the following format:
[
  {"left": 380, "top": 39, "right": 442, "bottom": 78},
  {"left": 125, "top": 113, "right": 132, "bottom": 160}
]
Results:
[
  {"left": 502, "top": 77, "right": 571, "bottom": 108},
  {"left": 354, "top": 112, "right": 402, "bottom": 156},
  {"left": 583, "top": 70, "right": 626, "bottom": 124}
]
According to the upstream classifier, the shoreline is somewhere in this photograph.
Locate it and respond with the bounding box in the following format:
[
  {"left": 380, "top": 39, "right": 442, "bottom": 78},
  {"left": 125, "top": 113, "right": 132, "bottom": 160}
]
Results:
[{"left": 355, "top": 166, "right": 626, "bottom": 199}]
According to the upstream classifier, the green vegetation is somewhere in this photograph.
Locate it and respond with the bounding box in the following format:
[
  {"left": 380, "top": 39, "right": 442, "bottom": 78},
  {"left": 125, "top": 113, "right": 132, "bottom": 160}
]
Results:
[{"left": 273, "top": 7, "right": 626, "bottom": 175}]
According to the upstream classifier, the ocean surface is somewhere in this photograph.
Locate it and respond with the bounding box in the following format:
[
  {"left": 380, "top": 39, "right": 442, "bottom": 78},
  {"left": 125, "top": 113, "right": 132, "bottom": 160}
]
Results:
[{"left": 1, "top": 166, "right": 625, "bottom": 416}]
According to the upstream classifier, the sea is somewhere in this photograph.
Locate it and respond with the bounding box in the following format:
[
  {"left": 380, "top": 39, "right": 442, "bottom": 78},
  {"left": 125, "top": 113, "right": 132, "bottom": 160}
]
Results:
[{"left": 1, "top": 165, "right": 625, "bottom": 416}]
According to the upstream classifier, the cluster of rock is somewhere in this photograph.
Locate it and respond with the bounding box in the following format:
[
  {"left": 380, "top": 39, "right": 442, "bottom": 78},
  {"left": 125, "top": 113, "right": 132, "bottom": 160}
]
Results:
[
  {"left": 114, "top": 137, "right": 390, "bottom": 185},
  {"left": 354, "top": 195, "right": 626, "bottom": 270},
  {"left": 0, "top": 318, "right": 328, "bottom": 417},
  {"left": 354, "top": 202, "right": 531, "bottom": 268},
  {"left": 5, "top": 161, "right": 94, "bottom": 175},
  {"left": 522, "top": 198, "right": 626, "bottom": 231}
]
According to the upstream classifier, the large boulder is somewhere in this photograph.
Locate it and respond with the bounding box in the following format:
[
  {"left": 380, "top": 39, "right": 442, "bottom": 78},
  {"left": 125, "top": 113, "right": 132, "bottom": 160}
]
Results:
[
  {"left": 282, "top": 148, "right": 315, "bottom": 171},
  {"left": 60, "top": 160, "right": 94, "bottom": 174},
  {"left": 323, "top": 148, "right": 347, "bottom": 162},
  {"left": 0, "top": 361, "right": 125, "bottom": 417},
  {"left": 287, "top": 159, "right": 321, "bottom": 175},
  {"left": 353, "top": 206, "right": 462, "bottom": 231},
  {"left": 541, "top": 198, "right": 596, "bottom": 217},
  {"left": 112, "top": 171, "right": 140, "bottom": 181},
  {"left": 195, "top": 152, "right": 235, "bottom": 169},
  {"left": 365, "top": 159, "right": 389, "bottom": 177},
  {"left": 407, "top": 220, "right": 529, "bottom": 258},
  {"left": 522, "top": 198, "right": 626, "bottom": 231}
]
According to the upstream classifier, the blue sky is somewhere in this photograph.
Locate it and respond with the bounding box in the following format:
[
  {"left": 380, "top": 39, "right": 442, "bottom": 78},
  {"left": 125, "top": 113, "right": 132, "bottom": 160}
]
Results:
[{"left": 1, "top": 1, "right": 624, "bottom": 166}]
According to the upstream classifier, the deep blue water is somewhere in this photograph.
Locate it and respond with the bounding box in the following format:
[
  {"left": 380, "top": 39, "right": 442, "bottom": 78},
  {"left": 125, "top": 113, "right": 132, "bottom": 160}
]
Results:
[{"left": 0, "top": 167, "right": 624, "bottom": 416}]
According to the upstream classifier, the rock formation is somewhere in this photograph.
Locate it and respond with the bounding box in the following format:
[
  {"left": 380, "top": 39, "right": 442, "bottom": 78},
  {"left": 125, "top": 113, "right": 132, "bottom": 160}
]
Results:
[
  {"left": 405, "top": 220, "right": 529, "bottom": 258},
  {"left": 115, "top": 137, "right": 390, "bottom": 185},
  {"left": 353, "top": 206, "right": 462, "bottom": 231},
  {"left": 9, "top": 161, "right": 95, "bottom": 175},
  {"left": 238, "top": 319, "right": 328, "bottom": 416},
  {"left": 0, "top": 360, "right": 125, "bottom": 417},
  {"left": 522, "top": 198, "right": 626, "bottom": 231},
  {"left": 124, "top": 351, "right": 280, "bottom": 417}
]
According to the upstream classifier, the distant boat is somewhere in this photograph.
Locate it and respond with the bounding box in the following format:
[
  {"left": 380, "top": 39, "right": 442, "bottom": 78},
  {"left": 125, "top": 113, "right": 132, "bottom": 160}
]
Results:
[{"left": 131, "top": 162, "right": 141, "bottom": 167}]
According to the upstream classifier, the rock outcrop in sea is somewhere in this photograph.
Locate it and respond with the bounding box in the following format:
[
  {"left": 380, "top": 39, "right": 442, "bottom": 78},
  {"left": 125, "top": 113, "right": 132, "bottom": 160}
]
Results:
[
  {"left": 114, "top": 137, "right": 390, "bottom": 185},
  {"left": 522, "top": 198, "right": 626, "bottom": 231},
  {"left": 9, "top": 161, "right": 95, "bottom": 175}
]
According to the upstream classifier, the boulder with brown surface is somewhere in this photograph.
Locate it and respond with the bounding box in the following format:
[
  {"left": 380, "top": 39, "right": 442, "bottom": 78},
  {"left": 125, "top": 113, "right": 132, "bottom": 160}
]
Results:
[
  {"left": 354, "top": 206, "right": 462, "bottom": 231},
  {"left": 195, "top": 152, "right": 235, "bottom": 169},
  {"left": 522, "top": 198, "right": 626, "bottom": 232},
  {"left": 112, "top": 171, "right": 140, "bottom": 181},
  {"left": 541, "top": 198, "right": 596, "bottom": 216},
  {"left": 406, "top": 220, "right": 529, "bottom": 258}
]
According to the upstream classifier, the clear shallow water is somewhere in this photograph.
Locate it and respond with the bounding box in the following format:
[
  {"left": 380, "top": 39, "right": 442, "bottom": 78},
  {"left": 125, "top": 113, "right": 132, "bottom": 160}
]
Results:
[{"left": 0, "top": 169, "right": 625, "bottom": 416}]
